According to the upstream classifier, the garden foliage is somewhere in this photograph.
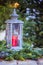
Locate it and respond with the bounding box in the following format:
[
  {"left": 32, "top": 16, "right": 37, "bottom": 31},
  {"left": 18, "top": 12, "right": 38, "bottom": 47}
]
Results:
[{"left": 0, "top": 41, "right": 43, "bottom": 61}]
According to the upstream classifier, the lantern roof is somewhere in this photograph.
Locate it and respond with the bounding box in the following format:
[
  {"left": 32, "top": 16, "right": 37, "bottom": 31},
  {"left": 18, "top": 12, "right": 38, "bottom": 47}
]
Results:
[
  {"left": 5, "top": 9, "right": 24, "bottom": 24},
  {"left": 5, "top": 19, "right": 23, "bottom": 24}
]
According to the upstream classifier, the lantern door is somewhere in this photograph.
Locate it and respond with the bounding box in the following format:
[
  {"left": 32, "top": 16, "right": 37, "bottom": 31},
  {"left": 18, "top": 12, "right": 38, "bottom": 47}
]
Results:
[{"left": 12, "top": 23, "right": 20, "bottom": 47}]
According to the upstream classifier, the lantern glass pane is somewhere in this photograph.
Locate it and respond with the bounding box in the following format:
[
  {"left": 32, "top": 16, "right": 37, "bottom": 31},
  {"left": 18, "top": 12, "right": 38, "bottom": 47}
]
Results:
[{"left": 12, "top": 23, "right": 20, "bottom": 47}]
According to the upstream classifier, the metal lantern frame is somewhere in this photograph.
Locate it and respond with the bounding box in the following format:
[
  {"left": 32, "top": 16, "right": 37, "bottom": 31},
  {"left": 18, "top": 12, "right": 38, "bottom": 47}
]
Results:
[{"left": 5, "top": 9, "right": 24, "bottom": 51}]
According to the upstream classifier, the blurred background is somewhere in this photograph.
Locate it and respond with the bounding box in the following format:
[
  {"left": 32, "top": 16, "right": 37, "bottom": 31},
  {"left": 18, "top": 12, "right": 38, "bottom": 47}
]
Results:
[{"left": 0, "top": 0, "right": 43, "bottom": 48}]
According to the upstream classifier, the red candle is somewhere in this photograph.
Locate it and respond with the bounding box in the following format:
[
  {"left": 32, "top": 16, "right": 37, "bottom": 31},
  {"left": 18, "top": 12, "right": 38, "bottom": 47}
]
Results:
[{"left": 12, "top": 35, "right": 18, "bottom": 46}]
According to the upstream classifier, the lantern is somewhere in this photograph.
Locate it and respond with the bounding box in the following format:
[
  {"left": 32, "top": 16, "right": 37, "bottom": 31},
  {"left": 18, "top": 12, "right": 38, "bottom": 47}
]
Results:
[{"left": 5, "top": 9, "right": 24, "bottom": 51}]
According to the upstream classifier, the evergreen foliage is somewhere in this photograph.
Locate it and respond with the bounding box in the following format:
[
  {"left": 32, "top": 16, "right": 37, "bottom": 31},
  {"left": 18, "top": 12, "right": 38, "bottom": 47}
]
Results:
[{"left": 0, "top": 41, "right": 43, "bottom": 61}]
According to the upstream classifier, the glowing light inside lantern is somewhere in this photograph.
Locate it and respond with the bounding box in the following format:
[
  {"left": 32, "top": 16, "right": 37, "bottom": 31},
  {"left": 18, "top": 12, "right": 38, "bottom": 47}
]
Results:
[{"left": 12, "top": 35, "right": 18, "bottom": 46}]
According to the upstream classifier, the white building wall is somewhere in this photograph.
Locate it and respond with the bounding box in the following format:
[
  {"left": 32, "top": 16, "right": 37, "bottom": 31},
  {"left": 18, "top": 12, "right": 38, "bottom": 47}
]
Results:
[{"left": 0, "top": 30, "right": 6, "bottom": 41}]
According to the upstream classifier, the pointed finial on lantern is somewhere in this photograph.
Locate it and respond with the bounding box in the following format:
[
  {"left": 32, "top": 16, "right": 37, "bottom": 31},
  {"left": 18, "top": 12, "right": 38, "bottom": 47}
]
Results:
[{"left": 11, "top": 9, "right": 19, "bottom": 19}]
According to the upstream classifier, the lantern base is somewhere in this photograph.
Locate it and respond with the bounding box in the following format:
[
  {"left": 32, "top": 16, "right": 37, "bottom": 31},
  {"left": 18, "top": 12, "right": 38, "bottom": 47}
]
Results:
[{"left": 11, "top": 47, "right": 22, "bottom": 51}]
